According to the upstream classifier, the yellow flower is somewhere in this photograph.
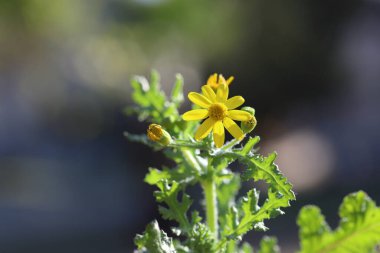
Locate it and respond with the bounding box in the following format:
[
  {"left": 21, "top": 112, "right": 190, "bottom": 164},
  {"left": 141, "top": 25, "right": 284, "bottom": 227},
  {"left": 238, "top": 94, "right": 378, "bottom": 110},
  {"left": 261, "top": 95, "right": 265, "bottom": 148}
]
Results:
[
  {"left": 206, "top": 73, "right": 234, "bottom": 90},
  {"left": 182, "top": 83, "right": 252, "bottom": 148}
]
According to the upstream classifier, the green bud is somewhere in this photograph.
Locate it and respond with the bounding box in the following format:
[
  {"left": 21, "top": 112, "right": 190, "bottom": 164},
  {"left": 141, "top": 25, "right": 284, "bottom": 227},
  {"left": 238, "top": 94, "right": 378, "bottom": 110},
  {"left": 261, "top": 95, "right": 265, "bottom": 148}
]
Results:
[
  {"left": 240, "top": 107, "right": 257, "bottom": 134},
  {"left": 241, "top": 106, "right": 255, "bottom": 116}
]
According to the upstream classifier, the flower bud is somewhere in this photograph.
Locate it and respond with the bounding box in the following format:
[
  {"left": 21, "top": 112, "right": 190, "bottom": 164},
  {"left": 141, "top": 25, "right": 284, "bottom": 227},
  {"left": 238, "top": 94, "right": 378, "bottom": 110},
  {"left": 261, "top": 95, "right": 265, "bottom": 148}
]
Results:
[
  {"left": 240, "top": 107, "right": 257, "bottom": 134},
  {"left": 147, "top": 124, "right": 172, "bottom": 146}
]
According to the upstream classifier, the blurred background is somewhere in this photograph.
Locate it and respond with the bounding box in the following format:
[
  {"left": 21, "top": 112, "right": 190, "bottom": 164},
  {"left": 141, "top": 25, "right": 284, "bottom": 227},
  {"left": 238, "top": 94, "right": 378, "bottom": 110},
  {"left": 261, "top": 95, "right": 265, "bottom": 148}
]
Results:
[{"left": 1, "top": 0, "right": 379, "bottom": 252}]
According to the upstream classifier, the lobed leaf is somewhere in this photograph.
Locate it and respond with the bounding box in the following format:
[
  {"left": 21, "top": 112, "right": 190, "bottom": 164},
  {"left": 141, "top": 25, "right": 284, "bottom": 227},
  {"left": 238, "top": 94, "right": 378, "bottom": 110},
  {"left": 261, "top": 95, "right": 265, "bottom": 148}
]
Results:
[
  {"left": 213, "top": 145, "right": 295, "bottom": 241},
  {"left": 297, "top": 191, "right": 380, "bottom": 253},
  {"left": 154, "top": 180, "right": 192, "bottom": 232}
]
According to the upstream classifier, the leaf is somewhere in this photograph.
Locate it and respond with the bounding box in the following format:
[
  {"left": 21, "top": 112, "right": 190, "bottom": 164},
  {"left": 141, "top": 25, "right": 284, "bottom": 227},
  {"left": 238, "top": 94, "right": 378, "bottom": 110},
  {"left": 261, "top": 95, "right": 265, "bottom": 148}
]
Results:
[
  {"left": 127, "top": 71, "right": 199, "bottom": 150},
  {"left": 223, "top": 189, "right": 275, "bottom": 239},
  {"left": 239, "top": 136, "right": 260, "bottom": 156},
  {"left": 297, "top": 191, "right": 380, "bottom": 253},
  {"left": 258, "top": 236, "right": 280, "bottom": 253},
  {"left": 154, "top": 180, "right": 192, "bottom": 232},
  {"left": 241, "top": 152, "right": 295, "bottom": 204},
  {"left": 185, "top": 222, "right": 214, "bottom": 253},
  {"left": 145, "top": 168, "right": 171, "bottom": 185},
  {"left": 134, "top": 220, "right": 177, "bottom": 253},
  {"left": 171, "top": 74, "right": 184, "bottom": 105},
  {"left": 239, "top": 242, "right": 254, "bottom": 253},
  {"left": 297, "top": 206, "right": 331, "bottom": 252},
  {"left": 214, "top": 147, "right": 295, "bottom": 241},
  {"left": 217, "top": 172, "right": 241, "bottom": 216}
]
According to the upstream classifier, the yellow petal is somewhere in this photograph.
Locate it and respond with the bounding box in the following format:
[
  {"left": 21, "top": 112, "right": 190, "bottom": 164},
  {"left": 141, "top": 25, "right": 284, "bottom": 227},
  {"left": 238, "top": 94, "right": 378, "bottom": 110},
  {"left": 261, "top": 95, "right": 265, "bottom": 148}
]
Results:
[
  {"left": 182, "top": 109, "right": 209, "bottom": 121},
  {"left": 218, "top": 74, "right": 227, "bottom": 85},
  {"left": 226, "top": 110, "right": 252, "bottom": 121},
  {"left": 213, "top": 121, "right": 225, "bottom": 148},
  {"left": 206, "top": 73, "right": 218, "bottom": 88},
  {"left": 201, "top": 85, "right": 216, "bottom": 102},
  {"left": 195, "top": 118, "right": 215, "bottom": 140},
  {"left": 223, "top": 117, "right": 244, "bottom": 140},
  {"left": 225, "top": 96, "right": 245, "bottom": 109},
  {"left": 188, "top": 92, "right": 212, "bottom": 108},
  {"left": 216, "top": 83, "right": 229, "bottom": 102},
  {"left": 226, "top": 76, "right": 234, "bottom": 85}
]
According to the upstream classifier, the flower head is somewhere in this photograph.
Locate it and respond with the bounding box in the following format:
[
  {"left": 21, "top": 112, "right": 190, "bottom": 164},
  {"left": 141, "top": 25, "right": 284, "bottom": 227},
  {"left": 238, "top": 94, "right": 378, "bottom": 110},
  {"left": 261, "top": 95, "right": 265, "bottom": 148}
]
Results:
[
  {"left": 206, "top": 73, "right": 234, "bottom": 90},
  {"left": 147, "top": 124, "right": 172, "bottom": 146},
  {"left": 182, "top": 83, "right": 252, "bottom": 148}
]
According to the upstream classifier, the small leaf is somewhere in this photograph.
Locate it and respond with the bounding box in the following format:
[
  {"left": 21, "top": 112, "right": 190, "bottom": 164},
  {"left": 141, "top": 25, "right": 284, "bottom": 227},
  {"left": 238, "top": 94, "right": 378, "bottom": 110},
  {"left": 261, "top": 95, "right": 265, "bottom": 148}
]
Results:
[
  {"left": 258, "top": 236, "right": 280, "bottom": 253},
  {"left": 217, "top": 173, "right": 241, "bottom": 216},
  {"left": 185, "top": 223, "right": 214, "bottom": 253},
  {"left": 240, "top": 242, "right": 254, "bottom": 253},
  {"left": 239, "top": 136, "right": 260, "bottom": 156},
  {"left": 145, "top": 168, "right": 171, "bottom": 185},
  {"left": 171, "top": 74, "right": 184, "bottom": 105}
]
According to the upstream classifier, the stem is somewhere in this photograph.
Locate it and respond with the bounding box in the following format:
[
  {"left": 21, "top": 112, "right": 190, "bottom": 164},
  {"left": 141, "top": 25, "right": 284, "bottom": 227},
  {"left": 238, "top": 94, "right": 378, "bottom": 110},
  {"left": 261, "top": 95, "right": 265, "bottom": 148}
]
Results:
[
  {"left": 181, "top": 149, "right": 202, "bottom": 174},
  {"left": 181, "top": 148, "right": 219, "bottom": 243},
  {"left": 202, "top": 179, "right": 218, "bottom": 240},
  {"left": 221, "top": 138, "right": 242, "bottom": 151},
  {"left": 169, "top": 141, "right": 208, "bottom": 150}
]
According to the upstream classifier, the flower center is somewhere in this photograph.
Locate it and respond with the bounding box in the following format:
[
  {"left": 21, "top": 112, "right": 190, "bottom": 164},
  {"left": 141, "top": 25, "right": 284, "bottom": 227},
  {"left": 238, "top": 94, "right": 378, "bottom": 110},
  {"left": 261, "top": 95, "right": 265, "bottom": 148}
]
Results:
[{"left": 208, "top": 103, "right": 227, "bottom": 121}]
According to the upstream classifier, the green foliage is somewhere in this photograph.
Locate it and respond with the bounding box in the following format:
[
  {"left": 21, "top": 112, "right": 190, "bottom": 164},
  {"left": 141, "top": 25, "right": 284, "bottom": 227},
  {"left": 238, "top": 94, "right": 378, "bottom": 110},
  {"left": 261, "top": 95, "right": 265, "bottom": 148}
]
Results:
[
  {"left": 258, "top": 236, "right": 280, "bottom": 253},
  {"left": 126, "top": 71, "right": 295, "bottom": 252},
  {"left": 126, "top": 71, "right": 378, "bottom": 253},
  {"left": 135, "top": 220, "right": 176, "bottom": 253},
  {"left": 154, "top": 180, "right": 192, "bottom": 233},
  {"left": 213, "top": 140, "right": 295, "bottom": 243},
  {"left": 297, "top": 191, "right": 380, "bottom": 253}
]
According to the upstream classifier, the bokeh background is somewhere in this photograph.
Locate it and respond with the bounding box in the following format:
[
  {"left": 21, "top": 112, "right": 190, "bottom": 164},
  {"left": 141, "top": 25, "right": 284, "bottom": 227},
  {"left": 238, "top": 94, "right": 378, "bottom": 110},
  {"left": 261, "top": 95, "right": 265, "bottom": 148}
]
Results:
[{"left": 1, "top": 0, "right": 380, "bottom": 252}]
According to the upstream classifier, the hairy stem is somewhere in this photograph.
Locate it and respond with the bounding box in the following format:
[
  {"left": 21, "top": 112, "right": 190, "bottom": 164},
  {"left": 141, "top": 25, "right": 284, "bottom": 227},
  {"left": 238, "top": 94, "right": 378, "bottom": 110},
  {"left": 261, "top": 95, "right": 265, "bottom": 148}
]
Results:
[
  {"left": 181, "top": 149, "right": 202, "bottom": 174},
  {"left": 202, "top": 178, "right": 218, "bottom": 240}
]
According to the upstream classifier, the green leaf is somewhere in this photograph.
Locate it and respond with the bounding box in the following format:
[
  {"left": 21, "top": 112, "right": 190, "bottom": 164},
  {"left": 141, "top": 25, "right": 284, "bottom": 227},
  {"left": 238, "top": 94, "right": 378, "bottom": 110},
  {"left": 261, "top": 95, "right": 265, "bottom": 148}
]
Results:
[
  {"left": 217, "top": 172, "right": 241, "bottom": 216},
  {"left": 239, "top": 136, "right": 260, "bottom": 156},
  {"left": 239, "top": 242, "right": 254, "bottom": 253},
  {"left": 214, "top": 147, "right": 295, "bottom": 241},
  {"left": 223, "top": 189, "right": 270, "bottom": 239},
  {"left": 185, "top": 222, "right": 214, "bottom": 253},
  {"left": 154, "top": 180, "right": 192, "bottom": 232},
  {"left": 134, "top": 220, "right": 177, "bottom": 253},
  {"left": 171, "top": 74, "right": 184, "bottom": 105},
  {"left": 145, "top": 168, "right": 171, "bottom": 185},
  {"left": 258, "top": 236, "right": 280, "bottom": 253},
  {"left": 298, "top": 191, "right": 380, "bottom": 253},
  {"left": 297, "top": 206, "right": 330, "bottom": 252},
  {"left": 241, "top": 152, "right": 295, "bottom": 203}
]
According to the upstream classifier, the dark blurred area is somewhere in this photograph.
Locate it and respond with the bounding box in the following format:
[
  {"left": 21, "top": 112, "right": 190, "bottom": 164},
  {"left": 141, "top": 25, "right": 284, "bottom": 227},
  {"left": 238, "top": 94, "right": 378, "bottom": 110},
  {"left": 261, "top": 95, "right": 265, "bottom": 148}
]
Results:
[{"left": 0, "top": 0, "right": 379, "bottom": 252}]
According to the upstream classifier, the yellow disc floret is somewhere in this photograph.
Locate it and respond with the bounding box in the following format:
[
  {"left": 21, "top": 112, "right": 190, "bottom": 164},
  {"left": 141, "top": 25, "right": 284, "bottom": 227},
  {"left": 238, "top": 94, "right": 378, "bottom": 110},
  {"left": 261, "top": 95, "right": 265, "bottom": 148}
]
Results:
[
  {"left": 208, "top": 103, "right": 227, "bottom": 121},
  {"left": 182, "top": 79, "right": 251, "bottom": 148}
]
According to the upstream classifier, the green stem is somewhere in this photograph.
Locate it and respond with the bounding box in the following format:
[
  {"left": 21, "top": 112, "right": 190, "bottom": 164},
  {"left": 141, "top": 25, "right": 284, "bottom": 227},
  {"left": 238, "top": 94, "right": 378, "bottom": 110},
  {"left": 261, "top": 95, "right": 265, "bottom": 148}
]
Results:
[
  {"left": 169, "top": 141, "right": 208, "bottom": 150},
  {"left": 181, "top": 149, "right": 202, "bottom": 174},
  {"left": 221, "top": 138, "right": 242, "bottom": 151},
  {"left": 202, "top": 179, "right": 218, "bottom": 240},
  {"left": 181, "top": 147, "right": 219, "bottom": 244}
]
